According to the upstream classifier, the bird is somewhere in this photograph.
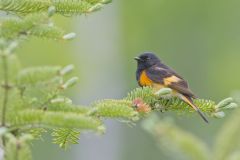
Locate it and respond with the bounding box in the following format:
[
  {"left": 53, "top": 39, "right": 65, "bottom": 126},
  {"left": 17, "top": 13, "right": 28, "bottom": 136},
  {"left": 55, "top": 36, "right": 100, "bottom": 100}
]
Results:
[{"left": 134, "top": 52, "right": 208, "bottom": 123}]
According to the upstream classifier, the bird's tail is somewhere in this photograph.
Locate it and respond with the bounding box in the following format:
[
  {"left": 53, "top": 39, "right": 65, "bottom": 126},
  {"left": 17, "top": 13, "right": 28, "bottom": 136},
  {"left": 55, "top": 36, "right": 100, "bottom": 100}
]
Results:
[{"left": 180, "top": 95, "right": 209, "bottom": 123}]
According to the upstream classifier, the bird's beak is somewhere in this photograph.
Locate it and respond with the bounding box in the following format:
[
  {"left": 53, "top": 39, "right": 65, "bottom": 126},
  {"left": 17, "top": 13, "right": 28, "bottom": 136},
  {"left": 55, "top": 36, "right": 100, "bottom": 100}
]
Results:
[{"left": 134, "top": 57, "right": 141, "bottom": 61}]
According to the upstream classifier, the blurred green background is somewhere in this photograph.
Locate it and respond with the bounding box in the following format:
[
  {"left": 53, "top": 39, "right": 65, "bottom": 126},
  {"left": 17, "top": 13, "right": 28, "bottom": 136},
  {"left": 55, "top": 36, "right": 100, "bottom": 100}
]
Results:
[{"left": 17, "top": 0, "right": 240, "bottom": 159}]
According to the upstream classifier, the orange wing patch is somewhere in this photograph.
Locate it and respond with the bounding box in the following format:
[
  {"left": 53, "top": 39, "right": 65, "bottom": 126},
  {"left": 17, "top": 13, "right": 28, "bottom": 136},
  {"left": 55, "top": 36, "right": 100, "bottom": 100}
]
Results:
[
  {"left": 139, "top": 70, "right": 153, "bottom": 86},
  {"left": 163, "top": 75, "right": 181, "bottom": 86}
]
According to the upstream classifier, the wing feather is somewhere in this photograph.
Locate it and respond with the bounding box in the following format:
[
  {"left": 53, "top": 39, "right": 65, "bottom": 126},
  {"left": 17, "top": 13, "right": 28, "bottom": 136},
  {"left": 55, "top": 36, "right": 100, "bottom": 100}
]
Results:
[{"left": 146, "top": 66, "right": 196, "bottom": 98}]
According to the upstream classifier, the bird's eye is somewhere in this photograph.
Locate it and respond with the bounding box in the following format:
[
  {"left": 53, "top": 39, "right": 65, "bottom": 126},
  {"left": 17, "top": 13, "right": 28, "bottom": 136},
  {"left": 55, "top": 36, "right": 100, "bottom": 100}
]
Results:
[
  {"left": 144, "top": 57, "right": 150, "bottom": 61},
  {"left": 139, "top": 56, "right": 150, "bottom": 61},
  {"left": 142, "top": 56, "right": 150, "bottom": 60}
]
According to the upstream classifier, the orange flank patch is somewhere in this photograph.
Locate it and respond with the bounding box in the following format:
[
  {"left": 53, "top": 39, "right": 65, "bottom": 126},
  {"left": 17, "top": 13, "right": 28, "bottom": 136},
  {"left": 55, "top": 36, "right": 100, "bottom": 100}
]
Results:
[
  {"left": 139, "top": 70, "right": 153, "bottom": 86},
  {"left": 163, "top": 75, "right": 180, "bottom": 85},
  {"left": 139, "top": 70, "right": 165, "bottom": 90}
]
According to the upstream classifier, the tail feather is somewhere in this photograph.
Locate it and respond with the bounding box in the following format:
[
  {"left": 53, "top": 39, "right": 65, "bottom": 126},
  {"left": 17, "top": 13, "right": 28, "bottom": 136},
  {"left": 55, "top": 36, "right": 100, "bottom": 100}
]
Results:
[{"left": 180, "top": 95, "right": 209, "bottom": 123}]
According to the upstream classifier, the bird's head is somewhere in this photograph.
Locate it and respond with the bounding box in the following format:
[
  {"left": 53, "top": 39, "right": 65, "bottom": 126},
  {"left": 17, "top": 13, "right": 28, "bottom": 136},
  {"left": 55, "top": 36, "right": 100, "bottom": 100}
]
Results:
[{"left": 134, "top": 52, "right": 161, "bottom": 69}]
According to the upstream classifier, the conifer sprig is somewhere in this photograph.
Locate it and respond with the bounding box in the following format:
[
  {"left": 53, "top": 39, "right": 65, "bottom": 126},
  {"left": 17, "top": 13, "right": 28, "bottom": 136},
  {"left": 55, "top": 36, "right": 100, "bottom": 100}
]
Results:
[
  {"left": 143, "top": 108, "right": 240, "bottom": 160},
  {"left": 0, "top": 0, "right": 111, "bottom": 15},
  {"left": 0, "top": 1, "right": 113, "bottom": 159}
]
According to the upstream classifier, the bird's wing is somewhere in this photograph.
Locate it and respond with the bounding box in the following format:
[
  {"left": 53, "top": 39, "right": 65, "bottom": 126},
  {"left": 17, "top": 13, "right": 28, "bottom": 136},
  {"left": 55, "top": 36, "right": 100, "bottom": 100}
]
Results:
[{"left": 146, "top": 66, "right": 196, "bottom": 98}]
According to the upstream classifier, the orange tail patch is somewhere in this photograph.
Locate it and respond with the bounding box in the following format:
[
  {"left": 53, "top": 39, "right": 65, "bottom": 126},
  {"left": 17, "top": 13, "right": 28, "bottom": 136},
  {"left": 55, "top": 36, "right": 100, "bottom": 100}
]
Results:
[{"left": 180, "top": 95, "right": 209, "bottom": 123}]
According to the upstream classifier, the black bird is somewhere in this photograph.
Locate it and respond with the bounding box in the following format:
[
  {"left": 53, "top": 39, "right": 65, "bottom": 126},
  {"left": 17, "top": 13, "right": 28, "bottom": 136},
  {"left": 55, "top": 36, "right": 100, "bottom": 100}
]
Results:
[{"left": 134, "top": 52, "right": 208, "bottom": 123}]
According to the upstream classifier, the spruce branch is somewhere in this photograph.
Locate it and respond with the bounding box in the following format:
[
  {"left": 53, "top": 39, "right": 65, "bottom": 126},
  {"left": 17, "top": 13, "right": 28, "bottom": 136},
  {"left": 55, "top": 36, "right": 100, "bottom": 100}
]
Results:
[
  {"left": 0, "top": 13, "right": 67, "bottom": 40},
  {"left": 125, "top": 87, "right": 237, "bottom": 118},
  {"left": 213, "top": 108, "right": 240, "bottom": 160},
  {"left": 17, "top": 66, "right": 61, "bottom": 85},
  {"left": 90, "top": 99, "right": 139, "bottom": 121},
  {"left": 0, "top": 52, "right": 10, "bottom": 126},
  {"left": 52, "top": 128, "right": 80, "bottom": 149},
  {"left": 29, "top": 128, "right": 47, "bottom": 140},
  {"left": 142, "top": 114, "right": 210, "bottom": 160},
  {"left": 4, "top": 133, "right": 32, "bottom": 160},
  {"left": 142, "top": 108, "right": 240, "bottom": 160},
  {"left": 9, "top": 110, "right": 104, "bottom": 132},
  {"left": 47, "top": 101, "right": 89, "bottom": 114},
  {"left": 0, "top": 0, "right": 111, "bottom": 16}
]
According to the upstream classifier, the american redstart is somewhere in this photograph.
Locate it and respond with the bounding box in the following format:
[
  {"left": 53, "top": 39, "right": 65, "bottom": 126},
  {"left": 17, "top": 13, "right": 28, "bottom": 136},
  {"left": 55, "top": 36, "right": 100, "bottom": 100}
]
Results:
[{"left": 134, "top": 52, "right": 208, "bottom": 123}]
